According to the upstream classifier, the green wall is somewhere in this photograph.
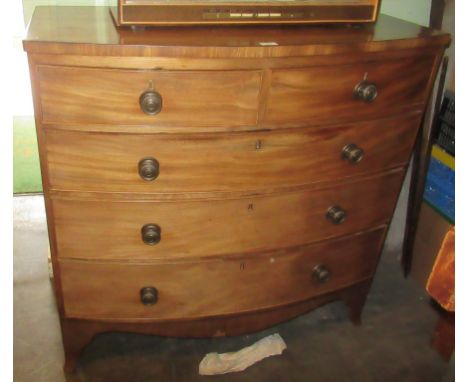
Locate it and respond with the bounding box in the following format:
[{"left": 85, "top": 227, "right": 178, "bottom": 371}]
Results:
[
  {"left": 23, "top": 0, "right": 110, "bottom": 26},
  {"left": 380, "top": 0, "right": 432, "bottom": 27}
]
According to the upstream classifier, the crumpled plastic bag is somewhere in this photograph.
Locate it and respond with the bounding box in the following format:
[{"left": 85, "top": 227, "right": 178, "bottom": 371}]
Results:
[{"left": 199, "top": 333, "right": 287, "bottom": 375}]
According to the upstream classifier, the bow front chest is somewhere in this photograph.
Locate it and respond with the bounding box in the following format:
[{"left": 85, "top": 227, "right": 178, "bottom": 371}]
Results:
[{"left": 23, "top": 6, "right": 450, "bottom": 372}]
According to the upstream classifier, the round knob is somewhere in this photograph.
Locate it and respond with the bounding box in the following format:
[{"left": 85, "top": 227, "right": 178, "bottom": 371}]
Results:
[
  {"left": 342, "top": 144, "right": 364, "bottom": 164},
  {"left": 138, "top": 157, "right": 159, "bottom": 181},
  {"left": 354, "top": 80, "right": 378, "bottom": 103},
  {"left": 326, "top": 206, "right": 347, "bottom": 225},
  {"left": 139, "top": 90, "right": 163, "bottom": 115},
  {"left": 140, "top": 286, "right": 158, "bottom": 306},
  {"left": 312, "top": 265, "right": 331, "bottom": 283},
  {"left": 141, "top": 224, "right": 161, "bottom": 245}
]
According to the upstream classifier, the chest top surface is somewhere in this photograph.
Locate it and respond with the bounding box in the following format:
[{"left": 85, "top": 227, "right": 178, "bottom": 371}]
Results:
[{"left": 23, "top": 6, "right": 450, "bottom": 58}]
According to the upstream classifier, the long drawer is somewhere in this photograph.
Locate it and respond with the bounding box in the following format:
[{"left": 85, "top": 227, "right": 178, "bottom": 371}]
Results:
[
  {"left": 45, "top": 115, "right": 419, "bottom": 193},
  {"left": 52, "top": 170, "right": 404, "bottom": 260},
  {"left": 37, "top": 65, "right": 262, "bottom": 127},
  {"left": 265, "top": 56, "right": 434, "bottom": 126},
  {"left": 60, "top": 227, "right": 385, "bottom": 320}
]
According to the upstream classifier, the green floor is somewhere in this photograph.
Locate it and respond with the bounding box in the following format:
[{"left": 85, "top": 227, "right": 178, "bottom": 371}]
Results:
[{"left": 13, "top": 116, "right": 42, "bottom": 194}]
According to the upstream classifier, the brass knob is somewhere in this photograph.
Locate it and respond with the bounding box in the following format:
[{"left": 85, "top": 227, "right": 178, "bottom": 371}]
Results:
[
  {"left": 313, "top": 265, "right": 331, "bottom": 283},
  {"left": 326, "top": 206, "right": 347, "bottom": 224},
  {"left": 141, "top": 224, "right": 161, "bottom": 245},
  {"left": 139, "top": 89, "right": 163, "bottom": 115},
  {"left": 139, "top": 157, "right": 159, "bottom": 181},
  {"left": 140, "top": 286, "right": 158, "bottom": 306},
  {"left": 342, "top": 144, "right": 364, "bottom": 164},
  {"left": 354, "top": 80, "right": 378, "bottom": 102}
]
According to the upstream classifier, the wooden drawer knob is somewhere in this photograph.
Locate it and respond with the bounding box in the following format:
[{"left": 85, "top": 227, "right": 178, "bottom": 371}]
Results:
[
  {"left": 141, "top": 224, "right": 161, "bottom": 245},
  {"left": 326, "top": 206, "right": 347, "bottom": 224},
  {"left": 139, "top": 157, "right": 159, "bottom": 181},
  {"left": 354, "top": 80, "right": 378, "bottom": 103},
  {"left": 313, "top": 265, "right": 331, "bottom": 283},
  {"left": 140, "top": 286, "right": 158, "bottom": 306},
  {"left": 139, "top": 89, "right": 163, "bottom": 116},
  {"left": 342, "top": 144, "right": 364, "bottom": 164}
]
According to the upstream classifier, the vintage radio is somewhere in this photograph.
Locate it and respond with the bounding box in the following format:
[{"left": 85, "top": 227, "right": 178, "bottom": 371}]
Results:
[{"left": 111, "top": 0, "right": 381, "bottom": 26}]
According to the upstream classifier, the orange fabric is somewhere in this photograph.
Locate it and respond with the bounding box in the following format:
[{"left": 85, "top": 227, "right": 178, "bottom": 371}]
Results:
[{"left": 426, "top": 226, "right": 455, "bottom": 312}]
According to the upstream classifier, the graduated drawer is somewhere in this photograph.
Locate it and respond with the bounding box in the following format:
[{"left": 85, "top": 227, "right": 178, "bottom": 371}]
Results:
[
  {"left": 52, "top": 170, "right": 404, "bottom": 260},
  {"left": 60, "top": 228, "right": 385, "bottom": 320},
  {"left": 36, "top": 65, "right": 261, "bottom": 127},
  {"left": 265, "top": 56, "right": 434, "bottom": 126},
  {"left": 45, "top": 114, "right": 419, "bottom": 193}
]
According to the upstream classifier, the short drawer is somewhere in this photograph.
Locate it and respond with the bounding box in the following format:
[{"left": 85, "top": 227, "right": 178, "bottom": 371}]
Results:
[
  {"left": 264, "top": 56, "right": 434, "bottom": 126},
  {"left": 52, "top": 170, "right": 404, "bottom": 260},
  {"left": 60, "top": 228, "right": 385, "bottom": 320},
  {"left": 45, "top": 115, "right": 420, "bottom": 193},
  {"left": 37, "top": 65, "right": 262, "bottom": 128}
]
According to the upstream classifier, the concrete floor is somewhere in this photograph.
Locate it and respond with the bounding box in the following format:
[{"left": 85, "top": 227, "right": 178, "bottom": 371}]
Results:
[{"left": 13, "top": 189, "right": 453, "bottom": 382}]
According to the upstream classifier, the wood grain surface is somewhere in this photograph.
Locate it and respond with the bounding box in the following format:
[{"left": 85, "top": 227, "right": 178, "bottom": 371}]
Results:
[
  {"left": 51, "top": 170, "right": 404, "bottom": 260},
  {"left": 59, "top": 228, "right": 385, "bottom": 320},
  {"left": 37, "top": 65, "right": 262, "bottom": 127},
  {"left": 44, "top": 114, "right": 420, "bottom": 193},
  {"left": 265, "top": 57, "right": 433, "bottom": 126},
  {"left": 27, "top": 48, "right": 445, "bottom": 74},
  {"left": 36, "top": 58, "right": 432, "bottom": 129},
  {"left": 23, "top": 7, "right": 450, "bottom": 58}
]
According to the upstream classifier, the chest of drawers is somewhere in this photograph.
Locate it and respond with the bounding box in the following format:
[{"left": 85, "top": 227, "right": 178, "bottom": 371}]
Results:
[{"left": 23, "top": 6, "right": 450, "bottom": 373}]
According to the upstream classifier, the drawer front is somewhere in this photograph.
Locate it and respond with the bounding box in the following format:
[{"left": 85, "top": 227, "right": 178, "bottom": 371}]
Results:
[
  {"left": 52, "top": 170, "right": 404, "bottom": 260},
  {"left": 45, "top": 115, "right": 419, "bottom": 193},
  {"left": 265, "top": 57, "right": 434, "bottom": 126},
  {"left": 60, "top": 228, "right": 385, "bottom": 320},
  {"left": 37, "top": 65, "right": 262, "bottom": 127}
]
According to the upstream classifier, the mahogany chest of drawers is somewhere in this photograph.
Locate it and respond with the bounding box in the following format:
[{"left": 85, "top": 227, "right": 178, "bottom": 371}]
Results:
[{"left": 23, "top": 6, "right": 450, "bottom": 373}]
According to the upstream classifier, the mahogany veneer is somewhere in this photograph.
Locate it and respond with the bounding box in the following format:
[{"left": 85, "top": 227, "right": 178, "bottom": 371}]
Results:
[{"left": 23, "top": 6, "right": 450, "bottom": 373}]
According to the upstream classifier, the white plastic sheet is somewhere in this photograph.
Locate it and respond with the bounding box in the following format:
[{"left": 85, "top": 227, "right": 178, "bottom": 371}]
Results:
[{"left": 199, "top": 334, "right": 287, "bottom": 375}]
